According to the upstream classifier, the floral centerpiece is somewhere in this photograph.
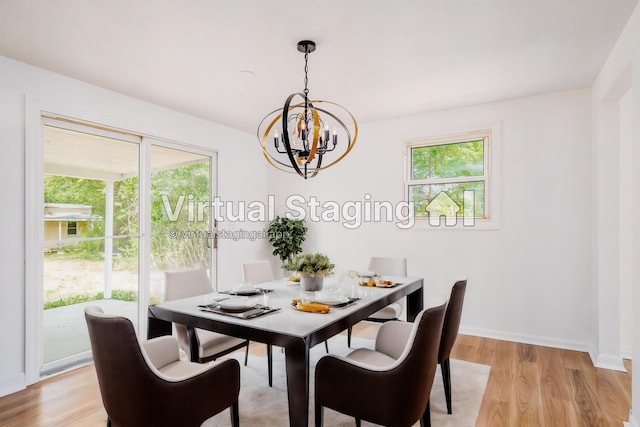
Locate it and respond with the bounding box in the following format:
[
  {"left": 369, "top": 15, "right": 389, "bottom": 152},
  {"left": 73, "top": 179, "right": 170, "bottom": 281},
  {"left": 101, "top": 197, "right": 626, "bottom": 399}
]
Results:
[{"left": 283, "top": 253, "right": 334, "bottom": 291}]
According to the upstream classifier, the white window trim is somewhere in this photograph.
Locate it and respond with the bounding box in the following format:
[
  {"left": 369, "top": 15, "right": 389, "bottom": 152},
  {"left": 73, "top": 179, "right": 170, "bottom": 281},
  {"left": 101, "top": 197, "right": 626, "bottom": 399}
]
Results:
[{"left": 403, "top": 122, "right": 502, "bottom": 230}]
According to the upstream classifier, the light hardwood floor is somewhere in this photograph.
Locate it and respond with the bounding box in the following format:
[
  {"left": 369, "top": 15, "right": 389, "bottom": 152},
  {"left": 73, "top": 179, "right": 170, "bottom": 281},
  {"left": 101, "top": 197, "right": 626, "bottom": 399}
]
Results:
[{"left": 0, "top": 328, "right": 632, "bottom": 426}]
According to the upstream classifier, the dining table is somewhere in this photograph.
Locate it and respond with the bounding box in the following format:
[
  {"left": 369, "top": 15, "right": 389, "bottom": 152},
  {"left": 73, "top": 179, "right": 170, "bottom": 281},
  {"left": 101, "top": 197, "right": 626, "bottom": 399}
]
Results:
[{"left": 147, "top": 275, "right": 424, "bottom": 427}]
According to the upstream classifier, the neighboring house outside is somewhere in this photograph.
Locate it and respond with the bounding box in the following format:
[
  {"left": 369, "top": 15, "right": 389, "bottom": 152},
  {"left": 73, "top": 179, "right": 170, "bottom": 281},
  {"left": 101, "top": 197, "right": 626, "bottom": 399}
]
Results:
[{"left": 44, "top": 203, "right": 99, "bottom": 251}]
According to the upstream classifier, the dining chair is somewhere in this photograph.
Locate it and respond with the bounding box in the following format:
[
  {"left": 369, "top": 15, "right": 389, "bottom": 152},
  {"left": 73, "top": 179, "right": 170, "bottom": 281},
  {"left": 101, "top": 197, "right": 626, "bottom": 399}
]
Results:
[
  {"left": 241, "top": 260, "right": 277, "bottom": 386},
  {"left": 85, "top": 306, "right": 240, "bottom": 427},
  {"left": 164, "top": 269, "right": 251, "bottom": 364},
  {"left": 439, "top": 279, "right": 468, "bottom": 414},
  {"left": 347, "top": 256, "right": 407, "bottom": 347},
  {"left": 315, "top": 303, "right": 446, "bottom": 427},
  {"left": 242, "top": 260, "right": 275, "bottom": 284}
]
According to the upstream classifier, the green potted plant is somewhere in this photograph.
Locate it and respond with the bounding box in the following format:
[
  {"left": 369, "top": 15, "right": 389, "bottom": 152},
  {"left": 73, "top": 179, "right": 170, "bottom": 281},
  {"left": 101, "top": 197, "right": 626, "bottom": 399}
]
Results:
[
  {"left": 267, "top": 216, "right": 307, "bottom": 272},
  {"left": 283, "top": 253, "right": 335, "bottom": 291}
]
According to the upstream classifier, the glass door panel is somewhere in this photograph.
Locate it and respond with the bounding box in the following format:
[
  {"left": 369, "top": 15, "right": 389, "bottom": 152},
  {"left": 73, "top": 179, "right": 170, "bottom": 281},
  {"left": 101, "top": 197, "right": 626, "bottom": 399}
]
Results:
[
  {"left": 149, "top": 145, "right": 213, "bottom": 303},
  {"left": 42, "top": 122, "right": 140, "bottom": 374}
]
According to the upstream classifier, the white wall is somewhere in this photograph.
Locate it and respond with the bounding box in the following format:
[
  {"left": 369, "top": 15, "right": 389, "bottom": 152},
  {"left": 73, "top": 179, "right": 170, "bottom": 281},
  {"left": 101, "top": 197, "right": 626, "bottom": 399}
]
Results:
[
  {"left": 0, "top": 55, "right": 271, "bottom": 396},
  {"left": 592, "top": 1, "right": 640, "bottom": 424},
  {"left": 267, "top": 87, "right": 594, "bottom": 351}
]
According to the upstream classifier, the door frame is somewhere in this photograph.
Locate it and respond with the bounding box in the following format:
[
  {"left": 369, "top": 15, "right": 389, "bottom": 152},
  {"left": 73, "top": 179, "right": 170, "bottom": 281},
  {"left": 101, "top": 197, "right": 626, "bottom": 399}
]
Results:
[{"left": 25, "top": 106, "right": 218, "bottom": 384}]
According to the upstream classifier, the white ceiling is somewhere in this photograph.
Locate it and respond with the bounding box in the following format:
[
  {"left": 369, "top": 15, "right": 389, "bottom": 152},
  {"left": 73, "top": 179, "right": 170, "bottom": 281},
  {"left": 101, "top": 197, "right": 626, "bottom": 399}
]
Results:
[{"left": 0, "top": 0, "right": 637, "bottom": 134}]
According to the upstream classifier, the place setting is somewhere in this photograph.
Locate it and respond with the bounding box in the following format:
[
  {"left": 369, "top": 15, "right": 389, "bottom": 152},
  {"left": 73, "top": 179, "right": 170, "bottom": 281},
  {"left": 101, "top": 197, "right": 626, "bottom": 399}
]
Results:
[
  {"left": 198, "top": 297, "right": 281, "bottom": 319},
  {"left": 198, "top": 283, "right": 280, "bottom": 319},
  {"left": 290, "top": 288, "right": 360, "bottom": 314},
  {"left": 218, "top": 281, "right": 274, "bottom": 296}
]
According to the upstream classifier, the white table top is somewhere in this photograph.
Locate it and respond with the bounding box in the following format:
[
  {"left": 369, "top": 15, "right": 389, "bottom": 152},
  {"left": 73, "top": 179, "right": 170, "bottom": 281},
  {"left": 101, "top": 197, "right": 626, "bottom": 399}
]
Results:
[{"left": 151, "top": 276, "right": 422, "bottom": 339}]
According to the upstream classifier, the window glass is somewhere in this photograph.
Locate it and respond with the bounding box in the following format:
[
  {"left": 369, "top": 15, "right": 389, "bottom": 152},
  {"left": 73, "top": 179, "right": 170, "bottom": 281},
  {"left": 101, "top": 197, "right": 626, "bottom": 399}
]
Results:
[
  {"left": 406, "top": 131, "right": 490, "bottom": 221},
  {"left": 411, "top": 140, "right": 484, "bottom": 180}
]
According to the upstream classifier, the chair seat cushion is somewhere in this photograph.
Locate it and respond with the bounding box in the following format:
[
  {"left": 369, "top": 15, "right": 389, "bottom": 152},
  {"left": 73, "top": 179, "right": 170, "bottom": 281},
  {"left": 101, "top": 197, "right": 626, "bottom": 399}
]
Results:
[
  {"left": 368, "top": 302, "right": 403, "bottom": 320},
  {"left": 197, "top": 329, "right": 247, "bottom": 359},
  {"left": 346, "top": 348, "right": 397, "bottom": 367},
  {"left": 157, "top": 359, "right": 213, "bottom": 379}
]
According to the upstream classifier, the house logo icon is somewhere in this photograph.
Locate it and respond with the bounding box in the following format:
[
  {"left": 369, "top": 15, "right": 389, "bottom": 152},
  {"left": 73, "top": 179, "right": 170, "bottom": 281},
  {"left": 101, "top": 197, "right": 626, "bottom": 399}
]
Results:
[{"left": 424, "top": 190, "right": 475, "bottom": 227}]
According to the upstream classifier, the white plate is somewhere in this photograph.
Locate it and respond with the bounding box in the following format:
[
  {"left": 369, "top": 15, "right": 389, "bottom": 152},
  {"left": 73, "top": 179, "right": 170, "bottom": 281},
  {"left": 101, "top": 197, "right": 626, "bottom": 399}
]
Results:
[
  {"left": 314, "top": 292, "right": 349, "bottom": 305},
  {"left": 219, "top": 297, "right": 255, "bottom": 310}
]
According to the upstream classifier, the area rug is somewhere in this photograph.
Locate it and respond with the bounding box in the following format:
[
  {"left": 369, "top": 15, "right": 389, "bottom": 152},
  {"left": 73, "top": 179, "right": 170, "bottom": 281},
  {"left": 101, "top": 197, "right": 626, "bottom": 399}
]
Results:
[{"left": 202, "top": 336, "right": 490, "bottom": 426}]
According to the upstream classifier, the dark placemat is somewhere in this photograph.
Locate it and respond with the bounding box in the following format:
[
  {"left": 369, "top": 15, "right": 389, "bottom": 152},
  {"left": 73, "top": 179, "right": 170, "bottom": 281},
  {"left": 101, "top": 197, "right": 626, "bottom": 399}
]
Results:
[
  {"left": 199, "top": 304, "right": 280, "bottom": 319},
  {"left": 219, "top": 288, "right": 274, "bottom": 296}
]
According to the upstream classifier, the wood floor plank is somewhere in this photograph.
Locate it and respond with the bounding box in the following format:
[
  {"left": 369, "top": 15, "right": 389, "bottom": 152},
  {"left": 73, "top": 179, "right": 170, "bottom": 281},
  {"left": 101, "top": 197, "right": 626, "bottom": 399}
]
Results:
[
  {"left": 566, "top": 367, "right": 607, "bottom": 427},
  {"left": 0, "top": 332, "right": 632, "bottom": 427}
]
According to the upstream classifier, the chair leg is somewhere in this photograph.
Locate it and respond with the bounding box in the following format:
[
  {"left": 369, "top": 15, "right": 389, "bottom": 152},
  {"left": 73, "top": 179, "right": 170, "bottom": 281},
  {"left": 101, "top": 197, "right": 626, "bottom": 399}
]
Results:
[
  {"left": 420, "top": 399, "right": 431, "bottom": 427},
  {"left": 267, "top": 344, "right": 273, "bottom": 387},
  {"left": 230, "top": 400, "right": 240, "bottom": 427},
  {"left": 347, "top": 325, "right": 353, "bottom": 348},
  {"left": 441, "top": 358, "right": 452, "bottom": 414},
  {"left": 244, "top": 341, "right": 250, "bottom": 366},
  {"left": 315, "top": 403, "right": 323, "bottom": 427},
  {"left": 324, "top": 340, "right": 329, "bottom": 353}
]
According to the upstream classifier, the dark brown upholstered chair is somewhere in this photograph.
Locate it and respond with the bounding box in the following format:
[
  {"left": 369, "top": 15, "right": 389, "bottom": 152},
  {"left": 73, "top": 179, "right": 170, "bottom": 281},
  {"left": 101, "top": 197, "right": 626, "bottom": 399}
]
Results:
[
  {"left": 315, "top": 303, "right": 446, "bottom": 427},
  {"left": 164, "top": 269, "right": 250, "bottom": 364},
  {"left": 84, "top": 306, "right": 240, "bottom": 427},
  {"left": 439, "top": 279, "right": 467, "bottom": 414},
  {"left": 347, "top": 256, "right": 407, "bottom": 347}
]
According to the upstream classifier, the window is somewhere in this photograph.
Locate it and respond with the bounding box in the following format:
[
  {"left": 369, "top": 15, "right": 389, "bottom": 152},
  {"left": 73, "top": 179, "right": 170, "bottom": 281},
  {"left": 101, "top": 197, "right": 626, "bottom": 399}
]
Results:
[
  {"left": 406, "top": 130, "right": 491, "bottom": 222},
  {"left": 67, "top": 221, "right": 78, "bottom": 236}
]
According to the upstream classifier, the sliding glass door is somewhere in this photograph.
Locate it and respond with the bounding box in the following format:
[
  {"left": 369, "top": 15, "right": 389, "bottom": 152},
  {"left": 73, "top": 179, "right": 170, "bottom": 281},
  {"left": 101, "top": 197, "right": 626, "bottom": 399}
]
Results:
[{"left": 36, "top": 119, "right": 217, "bottom": 377}]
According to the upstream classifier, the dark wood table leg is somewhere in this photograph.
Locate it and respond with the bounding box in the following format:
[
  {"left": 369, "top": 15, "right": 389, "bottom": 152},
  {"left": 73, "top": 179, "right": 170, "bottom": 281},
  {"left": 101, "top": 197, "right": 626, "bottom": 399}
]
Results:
[
  {"left": 284, "top": 338, "right": 310, "bottom": 427},
  {"left": 147, "top": 312, "right": 172, "bottom": 339},
  {"left": 187, "top": 326, "right": 199, "bottom": 362},
  {"left": 406, "top": 279, "right": 424, "bottom": 322}
]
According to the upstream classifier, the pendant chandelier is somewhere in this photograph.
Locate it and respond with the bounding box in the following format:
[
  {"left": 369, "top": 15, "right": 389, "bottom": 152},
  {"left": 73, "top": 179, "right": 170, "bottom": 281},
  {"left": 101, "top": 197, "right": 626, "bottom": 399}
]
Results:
[{"left": 257, "top": 40, "right": 358, "bottom": 179}]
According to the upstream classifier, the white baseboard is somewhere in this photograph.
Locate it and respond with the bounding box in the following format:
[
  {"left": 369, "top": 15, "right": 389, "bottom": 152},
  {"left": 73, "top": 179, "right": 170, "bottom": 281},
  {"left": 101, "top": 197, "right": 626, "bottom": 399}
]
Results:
[
  {"left": 590, "top": 352, "right": 627, "bottom": 372},
  {"left": 624, "top": 409, "right": 639, "bottom": 427},
  {"left": 459, "top": 327, "right": 631, "bottom": 372},
  {"left": 0, "top": 373, "right": 26, "bottom": 398},
  {"left": 459, "top": 326, "right": 592, "bottom": 353}
]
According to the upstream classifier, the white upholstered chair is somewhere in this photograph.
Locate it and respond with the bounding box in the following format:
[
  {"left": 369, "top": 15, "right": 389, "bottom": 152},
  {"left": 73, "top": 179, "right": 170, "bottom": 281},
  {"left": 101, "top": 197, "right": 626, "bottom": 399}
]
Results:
[
  {"left": 164, "top": 268, "right": 250, "bottom": 364},
  {"left": 240, "top": 260, "right": 277, "bottom": 385},
  {"left": 242, "top": 260, "right": 275, "bottom": 283},
  {"left": 347, "top": 256, "right": 408, "bottom": 347}
]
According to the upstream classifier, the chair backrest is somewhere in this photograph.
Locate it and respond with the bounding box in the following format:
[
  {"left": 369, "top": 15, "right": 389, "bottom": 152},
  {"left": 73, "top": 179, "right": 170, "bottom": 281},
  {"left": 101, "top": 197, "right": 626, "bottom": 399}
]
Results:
[
  {"left": 395, "top": 303, "right": 446, "bottom": 425},
  {"left": 368, "top": 256, "right": 407, "bottom": 276},
  {"left": 439, "top": 279, "right": 467, "bottom": 362},
  {"left": 164, "top": 268, "right": 212, "bottom": 301},
  {"left": 242, "top": 260, "right": 275, "bottom": 284},
  {"left": 164, "top": 268, "right": 212, "bottom": 356},
  {"left": 84, "top": 306, "right": 172, "bottom": 426},
  {"left": 316, "top": 303, "right": 446, "bottom": 426}
]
